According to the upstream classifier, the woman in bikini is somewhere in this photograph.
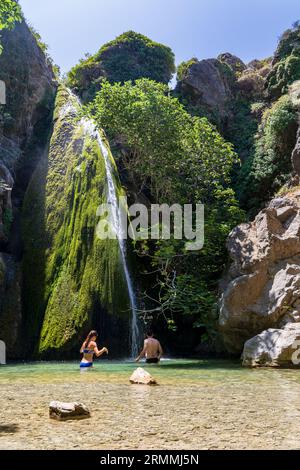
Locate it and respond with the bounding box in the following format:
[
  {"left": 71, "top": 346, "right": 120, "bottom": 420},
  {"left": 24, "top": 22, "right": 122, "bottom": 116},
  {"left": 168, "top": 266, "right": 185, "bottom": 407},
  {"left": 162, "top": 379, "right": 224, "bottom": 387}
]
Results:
[{"left": 80, "top": 330, "right": 108, "bottom": 369}]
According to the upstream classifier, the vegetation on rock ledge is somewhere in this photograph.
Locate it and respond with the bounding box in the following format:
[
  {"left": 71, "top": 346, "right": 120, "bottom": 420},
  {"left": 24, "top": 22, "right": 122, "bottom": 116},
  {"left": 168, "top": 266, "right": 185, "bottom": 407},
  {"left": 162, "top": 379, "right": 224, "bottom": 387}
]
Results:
[{"left": 67, "top": 31, "right": 175, "bottom": 102}]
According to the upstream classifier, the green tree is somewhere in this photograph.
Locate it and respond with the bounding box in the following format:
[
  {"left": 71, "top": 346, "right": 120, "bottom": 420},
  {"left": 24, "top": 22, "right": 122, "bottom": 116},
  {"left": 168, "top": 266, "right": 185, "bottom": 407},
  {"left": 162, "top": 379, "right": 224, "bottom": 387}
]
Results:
[
  {"left": 87, "top": 79, "right": 237, "bottom": 204},
  {"left": 0, "top": 0, "right": 22, "bottom": 54},
  {"left": 86, "top": 79, "right": 244, "bottom": 342}
]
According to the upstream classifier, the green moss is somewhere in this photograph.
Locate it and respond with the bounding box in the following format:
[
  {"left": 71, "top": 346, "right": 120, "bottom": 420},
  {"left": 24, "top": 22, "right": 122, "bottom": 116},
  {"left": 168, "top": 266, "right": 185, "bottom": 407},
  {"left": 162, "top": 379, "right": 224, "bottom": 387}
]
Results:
[{"left": 22, "top": 86, "right": 130, "bottom": 356}]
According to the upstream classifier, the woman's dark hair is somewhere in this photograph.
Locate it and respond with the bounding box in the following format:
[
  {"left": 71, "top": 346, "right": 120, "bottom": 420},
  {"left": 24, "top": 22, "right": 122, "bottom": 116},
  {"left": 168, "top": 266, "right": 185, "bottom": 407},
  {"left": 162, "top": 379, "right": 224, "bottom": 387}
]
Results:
[{"left": 84, "top": 330, "right": 98, "bottom": 348}]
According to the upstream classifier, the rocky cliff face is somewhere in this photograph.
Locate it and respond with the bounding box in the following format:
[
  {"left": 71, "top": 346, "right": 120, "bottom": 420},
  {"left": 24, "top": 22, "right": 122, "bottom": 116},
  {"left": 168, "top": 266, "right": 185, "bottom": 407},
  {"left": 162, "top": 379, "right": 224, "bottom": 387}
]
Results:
[
  {"left": 219, "top": 189, "right": 300, "bottom": 357},
  {"left": 0, "top": 20, "right": 56, "bottom": 357}
]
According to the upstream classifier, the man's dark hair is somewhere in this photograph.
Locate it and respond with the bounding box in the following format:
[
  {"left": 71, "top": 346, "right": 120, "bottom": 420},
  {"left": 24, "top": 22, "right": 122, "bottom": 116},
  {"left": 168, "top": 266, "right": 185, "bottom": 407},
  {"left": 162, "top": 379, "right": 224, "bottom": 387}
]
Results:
[{"left": 146, "top": 329, "right": 154, "bottom": 337}]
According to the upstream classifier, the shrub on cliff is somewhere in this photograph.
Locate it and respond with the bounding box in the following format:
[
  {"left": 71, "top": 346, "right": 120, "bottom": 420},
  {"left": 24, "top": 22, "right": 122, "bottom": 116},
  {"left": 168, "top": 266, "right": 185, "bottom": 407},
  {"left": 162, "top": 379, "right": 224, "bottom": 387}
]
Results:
[
  {"left": 176, "top": 58, "right": 198, "bottom": 81},
  {"left": 237, "top": 95, "right": 298, "bottom": 212},
  {"left": 67, "top": 31, "right": 175, "bottom": 102},
  {"left": 267, "top": 52, "right": 300, "bottom": 99},
  {"left": 267, "top": 22, "right": 300, "bottom": 99},
  {"left": 29, "top": 25, "right": 60, "bottom": 77}
]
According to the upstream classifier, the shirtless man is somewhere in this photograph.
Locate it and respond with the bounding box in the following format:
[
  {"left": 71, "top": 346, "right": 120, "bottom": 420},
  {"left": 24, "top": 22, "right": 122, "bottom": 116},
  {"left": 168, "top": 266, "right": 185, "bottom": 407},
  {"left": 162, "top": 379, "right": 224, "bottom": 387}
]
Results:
[{"left": 135, "top": 330, "right": 163, "bottom": 364}]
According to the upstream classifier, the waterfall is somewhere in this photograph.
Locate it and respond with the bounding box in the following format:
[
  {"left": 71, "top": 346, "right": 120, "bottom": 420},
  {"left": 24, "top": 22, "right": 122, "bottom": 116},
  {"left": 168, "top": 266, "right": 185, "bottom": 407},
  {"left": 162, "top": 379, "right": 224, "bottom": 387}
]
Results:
[
  {"left": 95, "top": 132, "right": 141, "bottom": 359},
  {"left": 80, "top": 115, "right": 140, "bottom": 358}
]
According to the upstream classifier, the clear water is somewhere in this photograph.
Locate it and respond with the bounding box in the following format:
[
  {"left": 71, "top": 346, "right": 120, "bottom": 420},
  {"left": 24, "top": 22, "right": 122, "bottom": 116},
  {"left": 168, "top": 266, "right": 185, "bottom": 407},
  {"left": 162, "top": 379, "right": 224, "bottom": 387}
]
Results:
[{"left": 1, "top": 359, "right": 300, "bottom": 450}]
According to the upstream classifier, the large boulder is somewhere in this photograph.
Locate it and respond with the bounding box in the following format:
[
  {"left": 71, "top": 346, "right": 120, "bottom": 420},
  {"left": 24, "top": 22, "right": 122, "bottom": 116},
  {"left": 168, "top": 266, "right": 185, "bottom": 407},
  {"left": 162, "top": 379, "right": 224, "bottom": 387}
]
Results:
[
  {"left": 67, "top": 31, "right": 175, "bottom": 102},
  {"left": 219, "top": 191, "right": 300, "bottom": 353},
  {"left": 242, "top": 323, "right": 300, "bottom": 367},
  {"left": 175, "top": 58, "right": 235, "bottom": 125}
]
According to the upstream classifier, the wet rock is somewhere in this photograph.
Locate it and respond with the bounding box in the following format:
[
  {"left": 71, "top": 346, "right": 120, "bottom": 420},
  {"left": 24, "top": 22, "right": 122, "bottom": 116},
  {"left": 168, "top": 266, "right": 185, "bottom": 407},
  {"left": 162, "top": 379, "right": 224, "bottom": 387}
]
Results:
[
  {"left": 49, "top": 401, "right": 90, "bottom": 421},
  {"left": 129, "top": 368, "right": 157, "bottom": 385},
  {"left": 219, "top": 191, "right": 300, "bottom": 353},
  {"left": 242, "top": 323, "right": 300, "bottom": 367}
]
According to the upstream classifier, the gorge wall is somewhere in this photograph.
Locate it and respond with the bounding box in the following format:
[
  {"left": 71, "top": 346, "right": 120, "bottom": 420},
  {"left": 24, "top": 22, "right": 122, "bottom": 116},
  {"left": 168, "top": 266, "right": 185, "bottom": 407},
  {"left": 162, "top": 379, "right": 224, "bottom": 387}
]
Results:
[{"left": 0, "top": 20, "right": 56, "bottom": 358}]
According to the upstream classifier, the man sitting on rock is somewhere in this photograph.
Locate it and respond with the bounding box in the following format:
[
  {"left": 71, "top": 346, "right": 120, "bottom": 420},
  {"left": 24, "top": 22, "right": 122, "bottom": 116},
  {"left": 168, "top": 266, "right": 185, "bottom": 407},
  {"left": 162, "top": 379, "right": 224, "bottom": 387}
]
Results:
[{"left": 135, "top": 330, "right": 163, "bottom": 364}]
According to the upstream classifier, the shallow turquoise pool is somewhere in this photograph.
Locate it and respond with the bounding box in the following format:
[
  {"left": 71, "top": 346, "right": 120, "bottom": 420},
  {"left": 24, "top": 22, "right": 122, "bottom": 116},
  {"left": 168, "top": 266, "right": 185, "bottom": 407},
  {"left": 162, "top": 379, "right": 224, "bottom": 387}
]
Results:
[{"left": 0, "top": 359, "right": 300, "bottom": 450}]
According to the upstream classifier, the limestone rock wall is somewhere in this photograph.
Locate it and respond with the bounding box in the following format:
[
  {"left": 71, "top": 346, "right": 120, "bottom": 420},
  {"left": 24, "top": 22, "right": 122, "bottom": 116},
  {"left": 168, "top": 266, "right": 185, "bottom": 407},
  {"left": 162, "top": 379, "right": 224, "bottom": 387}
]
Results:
[{"left": 219, "top": 191, "right": 300, "bottom": 354}]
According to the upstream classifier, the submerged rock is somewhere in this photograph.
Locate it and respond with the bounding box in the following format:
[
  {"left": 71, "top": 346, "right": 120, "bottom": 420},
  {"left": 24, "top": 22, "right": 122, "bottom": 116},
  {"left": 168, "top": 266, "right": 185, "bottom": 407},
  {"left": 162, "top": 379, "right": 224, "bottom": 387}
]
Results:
[
  {"left": 130, "top": 368, "right": 157, "bottom": 385},
  {"left": 242, "top": 323, "right": 300, "bottom": 367},
  {"left": 219, "top": 190, "right": 300, "bottom": 354},
  {"left": 49, "top": 401, "right": 90, "bottom": 421}
]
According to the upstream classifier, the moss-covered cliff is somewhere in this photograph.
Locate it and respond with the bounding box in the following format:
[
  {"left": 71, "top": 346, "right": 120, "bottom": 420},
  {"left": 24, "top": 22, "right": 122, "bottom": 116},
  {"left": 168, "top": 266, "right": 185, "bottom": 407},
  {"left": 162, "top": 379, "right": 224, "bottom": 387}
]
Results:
[{"left": 22, "top": 87, "right": 130, "bottom": 358}]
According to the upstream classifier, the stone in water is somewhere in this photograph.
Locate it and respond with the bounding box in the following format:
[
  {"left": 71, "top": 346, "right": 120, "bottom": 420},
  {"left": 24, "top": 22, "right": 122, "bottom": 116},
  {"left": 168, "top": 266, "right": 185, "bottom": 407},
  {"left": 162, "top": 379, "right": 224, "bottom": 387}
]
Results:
[
  {"left": 129, "top": 367, "right": 157, "bottom": 385},
  {"left": 49, "top": 401, "right": 90, "bottom": 421}
]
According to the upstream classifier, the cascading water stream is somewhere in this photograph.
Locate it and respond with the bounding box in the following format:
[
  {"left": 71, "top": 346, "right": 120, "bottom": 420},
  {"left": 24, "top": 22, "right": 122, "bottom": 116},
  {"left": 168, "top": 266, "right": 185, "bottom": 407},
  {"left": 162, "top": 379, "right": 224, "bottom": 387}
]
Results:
[
  {"left": 77, "top": 110, "right": 140, "bottom": 358},
  {"left": 95, "top": 131, "right": 141, "bottom": 359}
]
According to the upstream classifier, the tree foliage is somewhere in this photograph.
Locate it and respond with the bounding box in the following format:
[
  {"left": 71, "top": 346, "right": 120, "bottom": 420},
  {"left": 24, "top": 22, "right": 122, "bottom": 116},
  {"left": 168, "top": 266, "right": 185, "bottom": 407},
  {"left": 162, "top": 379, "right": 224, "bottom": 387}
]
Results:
[
  {"left": 87, "top": 79, "right": 237, "bottom": 204},
  {"left": 86, "top": 79, "right": 244, "bottom": 340},
  {"left": 236, "top": 95, "right": 298, "bottom": 213},
  {"left": 0, "top": 0, "right": 22, "bottom": 53},
  {"left": 176, "top": 58, "right": 198, "bottom": 81},
  {"left": 67, "top": 31, "right": 175, "bottom": 102}
]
